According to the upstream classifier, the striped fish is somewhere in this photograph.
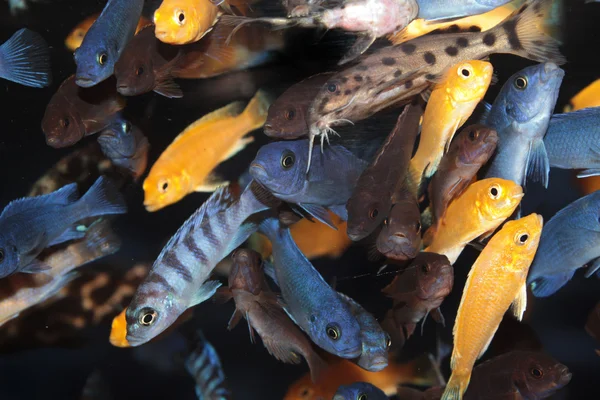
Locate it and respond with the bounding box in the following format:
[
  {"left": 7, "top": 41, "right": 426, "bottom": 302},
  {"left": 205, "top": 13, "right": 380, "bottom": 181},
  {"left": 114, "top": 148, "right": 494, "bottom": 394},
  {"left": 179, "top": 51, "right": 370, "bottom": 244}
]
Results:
[
  {"left": 185, "top": 331, "right": 231, "bottom": 400},
  {"left": 124, "top": 181, "right": 273, "bottom": 346}
]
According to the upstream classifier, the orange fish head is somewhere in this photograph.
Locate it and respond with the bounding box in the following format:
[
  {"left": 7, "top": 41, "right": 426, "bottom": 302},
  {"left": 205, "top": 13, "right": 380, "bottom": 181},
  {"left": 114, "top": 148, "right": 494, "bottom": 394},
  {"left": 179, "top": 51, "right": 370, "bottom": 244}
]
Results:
[
  {"left": 476, "top": 178, "right": 524, "bottom": 222},
  {"left": 445, "top": 60, "right": 494, "bottom": 103},
  {"left": 65, "top": 27, "right": 87, "bottom": 51},
  {"left": 143, "top": 172, "right": 189, "bottom": 212},
  {"left": 109, "top": 309, "right": 131, "bottom": 348},
  {"left": 284, "top": 378, "right": 321, "bottom": 400},
  {"left": 153, "top": 1, "right": 203, "bottom": 44},
  {"left": 500, "top": 213, "right": 544, "bottom": 261}
]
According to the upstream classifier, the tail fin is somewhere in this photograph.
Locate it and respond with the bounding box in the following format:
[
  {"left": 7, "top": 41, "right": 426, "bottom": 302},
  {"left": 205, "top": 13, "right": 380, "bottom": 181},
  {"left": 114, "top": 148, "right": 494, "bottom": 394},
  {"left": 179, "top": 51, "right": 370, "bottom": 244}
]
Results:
[
  {"left": 493, "top": 0, "right": 566, "bottom": 65},
  {"left": 258, "top": 216, "right": 281, "bottom": 242},
  {"left": 529, "top": 272, "right": 573, "bottom": 298},
  {"left": 441, "top": 371, "right": 471, "bottom": 400},
  {"left": 77, "top": 176, "right": 128, "bottom": 219},
  {"left": 0, "top": 28, "right": 52, "bottom": 88},
  {"left": 243, "top": 89, "right": 273, "bottom": 131}
]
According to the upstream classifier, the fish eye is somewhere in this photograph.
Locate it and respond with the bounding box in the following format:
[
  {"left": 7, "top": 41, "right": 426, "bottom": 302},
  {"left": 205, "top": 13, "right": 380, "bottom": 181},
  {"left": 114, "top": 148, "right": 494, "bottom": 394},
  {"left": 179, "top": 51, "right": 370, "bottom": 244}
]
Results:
[
  {"left": 158, "top": 179, "right": 169, "bottom": 193},
  {"left": 326, "top": 324, "right": 340, "bottom": 340},
  {"left": 76, "top": 30, "right": 84, "bottom": 38},
  {"left": 97, "top": 52, "right": 108, "bottom": 66},
  {"left": 383, "top": 217, "right": 389, "bottom": 226},
  {"left": 60, "top": 117, "right": 70, "bottom": 128},
  {"left": 299, "top": 387, "right": 312, "bottom": 398},
  {"left": 327, "top": 82, "right": 338, "bottom": 93},
  {"left": 530, "top": 367, "right": 543, "bottom": 379},
  {"left": 421, "top": 264, "right": 431, "bottom": 274},
  {"left": 358, "top": 394, "right": 368, "bottom": 400},
  {"left": 136, "top": 66, "right": 145, "bottom": 76},
  {"left": 515, "top": 232, "right": 529, "bottom": 245},
  {"left": 458, "top": 64, "right": 473, "bottom": 78},
  {"left": 174, "top": 9, "right": 185, "bottom": 26},
  {"left": 0, "top": 249, "right": 4, "bottom": 263},
  {"left": 369, "top": 208, "right": 379, "bottom": 220},
  {"left": 138, "top": 307, "right": 157, "bottom": 326},
  {"left": 281, "top": 151, "right": 295, "bottom": 169},
  {"left": 284, "top": 108, "right": 296, "bottom": 121},
  {"left": 468, "top": 129, "right": 478, "bottom": 141},
  {"left": 489, "top": 185, "right": 500, "bottom": 199},
  {"left": 122, "top": 121, "right": 131, "bottom": 134},
  {"left": 385, "top": 334, "right": 391, "bottom": 348},
  {"left": 514, "top": 76, "right": 528, "bottom": 90},
  {"left": 415, "top": 222, "right": 421, "bottom": 233}
]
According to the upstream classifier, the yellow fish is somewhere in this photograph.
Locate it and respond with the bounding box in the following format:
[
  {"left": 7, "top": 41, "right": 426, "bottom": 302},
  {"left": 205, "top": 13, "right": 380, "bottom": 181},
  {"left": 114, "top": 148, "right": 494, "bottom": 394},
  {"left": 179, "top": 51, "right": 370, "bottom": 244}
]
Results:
[
  {"left": 109, "top": 308, "right": 129, "bottom": 347},
  {"left": 442, "top": 213, "right": 543, "bottom": 400},
  {"left": 143, "top": 90, "right": 271, "bottom": 212},
  {"left": 424, "top": 178, "right": 523, "bottom": 264},
  {"left": 65, "top": 13, "right": 152, "bottom": 52},
  {"left": 249, "top": 212, "right": 352, "bottom": 261},
  {"left": 388, "top": 1, "right": 521, "bottom": 45},
  {"left": 153, "top": 0, "right": 222, "bottom": 45},
  {"left": 408, "top": 60, "right": 493, "bottom": 194}
]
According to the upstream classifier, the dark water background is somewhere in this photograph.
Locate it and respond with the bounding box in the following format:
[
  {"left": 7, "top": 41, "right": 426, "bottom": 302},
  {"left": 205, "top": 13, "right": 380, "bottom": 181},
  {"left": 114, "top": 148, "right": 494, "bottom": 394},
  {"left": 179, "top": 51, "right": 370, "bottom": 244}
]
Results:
[{"left": 0, "top": 0, "right": 598, "bottom": 399}]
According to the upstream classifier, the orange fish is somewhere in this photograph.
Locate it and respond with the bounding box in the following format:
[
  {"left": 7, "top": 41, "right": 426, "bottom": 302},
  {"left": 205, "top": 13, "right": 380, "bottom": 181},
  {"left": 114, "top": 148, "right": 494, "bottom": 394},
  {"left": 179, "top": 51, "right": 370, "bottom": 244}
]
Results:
[
  {"left": 442, "top": 213, "right": 543, "bottom": 400},
  {"left": 249, "top": 212, "right": 352, "bottom": 260},
  {"left": 424, "top": 178, "right": 523, "bottom": 264},
  {"left": 153, "top": 0, "right": 223, "bottom": 45},
  {"left": 284, "top": 354, "right": 438, "bottom": 400},
  {"left": 65, "top": 13, "right": 151, "bottom": 52},
  {"left": 143, "top": 89, "right": 271, "bottom": 212}
]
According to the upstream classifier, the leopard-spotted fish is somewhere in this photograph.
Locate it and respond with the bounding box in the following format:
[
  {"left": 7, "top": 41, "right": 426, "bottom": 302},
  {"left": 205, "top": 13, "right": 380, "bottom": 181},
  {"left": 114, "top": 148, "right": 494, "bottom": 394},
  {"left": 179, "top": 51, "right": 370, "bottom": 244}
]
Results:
[
  {"left": 305, "top": 0, "right": 565, "bottom": 173},
  {"left": 124, "top": 182, "right": 275, "bottom": 346}
]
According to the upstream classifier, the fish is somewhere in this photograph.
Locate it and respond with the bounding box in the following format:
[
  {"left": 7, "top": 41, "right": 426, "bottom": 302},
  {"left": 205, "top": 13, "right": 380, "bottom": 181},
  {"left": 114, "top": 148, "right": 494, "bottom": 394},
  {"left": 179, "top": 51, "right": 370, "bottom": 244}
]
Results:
[
  {"left": 0, "top": 219, "right": 121, "bottom": 326},
  {"left": 484, "top": 62, "right": 564, "bottom": 188},
  {"left": 442, "top": 213, "right": 543, "bottom": 400},
  {"left": 333, "top": 382, "right": 388, "bottom": 400},
  {"left": 153, "top": 0, "right": 223, "bottom": 45},
  {"left": 408, "top": 60, "right": 493, "bottom": 194},
  {"left": 125, "top": 182, "right": 274, "bottom": 346},
  {"left": 143, "top": 90, "right": 271, "bottom": 212},
  {"left": 586, "top": 302, "right": 600, "bottom": 354},
  {"left": 223, "top": 248, "right": 326, "bottom": 382},
  {"left": 74, "top": 0, "right": 144, "bottom": 88},
  {"left": 0, "top": 176, "right": 126, "bottom": 278},
  {"left": 544, "top": 107, "right": 600, "bottom": 178},
  {"left": 337, "top": 292, "right": 390, "bottom": 372},
  {"left": 264, "top": 72, "right": 334, "bottom": 139},
  {"left": 42, "top": 75, "right": 126, "bottom": 149},
  {"left": 527, "top": 191, "right": 600, "bottom": 297},
  {"left": 426, "top": 124, "right": 499, "bottom": 230},
  {"left": 0, "top": 28, "right": 51, "bottom": 88},
  {"left": 564, "top": 79, "right": 600, "bottom": 112},
  {"left": 380, "top": 252, "right": 453, "bottom": 349},
  {"left": 376, "top": 186, "right": 422, "bottom": 261},
  {"left": 258, "top": 216, "right": 362, "bottom": 359},
  {"left": 306, "top": 0, "right": 565, "bottom": 172},
  {"left": 347, "top": 101, "right": 423, "bottom": 241},
  {"left": 185, "top": 330, "right": 232, "bottom": 400},
  {"left": 416, "top": 0, "right": 513, "bottom": 21},
  {"left": 424, "top": 178, "right": 523, "bottom": 264},
  {"left": 65, "top": 12, "right": 152, "bottom": 52},
  {"left": 249, "top": 211, "right": 353, "bottom": 260},
  {"left": 97, "top": 117, "right": 150, "bottom": 180},
  {"left": 284, "top": 354, "right": 439, "bottom": 400},
  {"left": 388, "top": 1, "right": 521, "bottom": 44},
  {"left": 249, "top": 138, "right": 373, "bottom": 226}
]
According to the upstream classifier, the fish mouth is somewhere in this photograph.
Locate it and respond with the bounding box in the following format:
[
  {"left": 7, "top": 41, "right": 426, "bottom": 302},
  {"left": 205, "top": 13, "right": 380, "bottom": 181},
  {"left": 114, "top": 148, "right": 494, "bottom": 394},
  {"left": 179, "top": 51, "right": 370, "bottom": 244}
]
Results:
[
  {"left": 144, "top": 202, "right": 163, "bottom": 212},
  {"left": 75, "top": 76, "right": 96, "bottom": 88},
  {"left": 364, "top": 356, "right": 388, "bottom": 372},
  {"left": 333, "top": 395, "right": 345, "bottom": 400},
  {"left": 511, "top": 191, "right": 525, "bottom": 200},
  {"left": 124, "top": 334, "right": 145, "bottom": 347},
  {"left": 558, "top": 370, "right": 572, "bottom": 385},
  {"left": 540, "top": 62, "right": 564, "bottom": 83},
  {"left": 117, "top": 84, "right": 136, "bottom": 96},
  {"left": 263, "top": 123, "right": 278, "bottom": 136},
  {"left": 338, "top": 345, "right": 362, "bottom": 359},
  {"left": 249, "top": 162, "right": 269, "bottom": 182}
]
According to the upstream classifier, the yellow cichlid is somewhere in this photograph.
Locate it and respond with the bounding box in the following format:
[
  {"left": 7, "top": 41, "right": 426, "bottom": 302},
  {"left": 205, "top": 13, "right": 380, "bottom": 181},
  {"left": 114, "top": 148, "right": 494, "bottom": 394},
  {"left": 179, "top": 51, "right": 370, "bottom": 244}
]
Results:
[
  {"left": 153, "top": 0, "right": 222, "bottom": 45},
  {"left": 442, "top": 213, "right": 543, "bottom": 400},
  {"left": 65, "top": 13, "right": 152, "bottom": 52},
  {"left": 143, "top": 90, "right": 271, "bottom": 212},
  {"left": 424, "top": 178, "right": 523, "bottom": 264},
  {"left": 389, "top": 1, "right": 522, "bottom": 45},
  {"left": 248, "top": 212, "right": 352, "bottom": 261},
  {"left": 408, "top": 60, "right": 494, "bottom": 194}
]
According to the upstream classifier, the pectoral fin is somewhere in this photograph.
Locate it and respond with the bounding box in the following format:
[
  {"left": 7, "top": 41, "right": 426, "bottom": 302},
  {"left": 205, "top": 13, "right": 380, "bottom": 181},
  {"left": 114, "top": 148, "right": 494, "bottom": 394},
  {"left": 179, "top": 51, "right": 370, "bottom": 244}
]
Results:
[
  {"left": 338, "top": 32, "right": 376, "bottom": 65},
  {"left": 511, "top": 282, "right": 528, "bottom": 321},
  {"left": 525, "top": 139, "right": 550, "bottom": 188},
  {"left": 190, "top": 280, "right": 222, "bottom": 306},
  {"left": 195, "top": 171, "right": 229, "bottom": 193}
]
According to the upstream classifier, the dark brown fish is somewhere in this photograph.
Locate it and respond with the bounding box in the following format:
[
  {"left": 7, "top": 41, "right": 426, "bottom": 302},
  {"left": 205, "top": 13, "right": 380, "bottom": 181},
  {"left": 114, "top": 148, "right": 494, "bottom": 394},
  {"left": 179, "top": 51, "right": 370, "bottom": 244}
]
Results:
[
  {"left": 380, "top": 252, "right": 453, "bottom": 349},
  {"left": 586, "top": 301, "right": 600, "bottom": 355},
  {"left": 306, "top": 0, "right": 564, "bottom": 167},
  {"left": 225, "top": 249, "right": 326, "bottom": 382},
  {"left": 264, "top": 72, "right": 334, "bottom": 139},
  {"left": 41, "top": 75, "right": 126, "bottom": 149},
  {"left": 426, "top": 124, "right": 498, "bottom": 230},
  {"left": 347, "top": 101, "right": 422, "bottom": 242}
]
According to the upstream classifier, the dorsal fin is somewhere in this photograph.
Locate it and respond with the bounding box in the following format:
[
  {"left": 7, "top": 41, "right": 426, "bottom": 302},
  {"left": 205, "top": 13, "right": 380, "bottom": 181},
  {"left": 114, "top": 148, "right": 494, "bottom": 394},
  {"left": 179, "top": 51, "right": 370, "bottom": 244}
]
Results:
[{"left": 0, "top": 183, "right": 79, "bottom": 220}]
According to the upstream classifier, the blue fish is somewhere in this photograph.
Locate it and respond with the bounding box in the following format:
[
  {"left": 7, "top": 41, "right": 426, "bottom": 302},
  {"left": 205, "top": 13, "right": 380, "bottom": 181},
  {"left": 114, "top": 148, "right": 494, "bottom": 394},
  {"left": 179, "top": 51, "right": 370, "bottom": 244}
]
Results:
[
  {"left": 527, "top": 191, "right": 600, "bottom": 297},
  {"left": 0, "top": 176, "right": 126, "bottom": 278},
  {"left": 74, "top": 0, "right": 144, "bottom": 87},
  {"left": 544, "top": 107, "right": 600, "bottom": 178},
  {"left": 416, "top": 0, "right": 512, "bottom": 21},
  {"left": 185, "top": 330, "right": 231, "bottom": 400},
  {"left": 249, "top": 139, "right": 372, "bottom": 227},
  {"left": 0, "top": 28, "right": 51, "bottom": 88},
  {"left": 485, "top": 62, "right": 564, "bottom": 188},
  {"left": 333, "top": 382, "right": 388, "bottom": 400},
  {"left": 259, "top": 217, "right": 362, "bottom": 359},
  {"left": 97, "top": 116, "right": 150, "bottom": 179}
]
